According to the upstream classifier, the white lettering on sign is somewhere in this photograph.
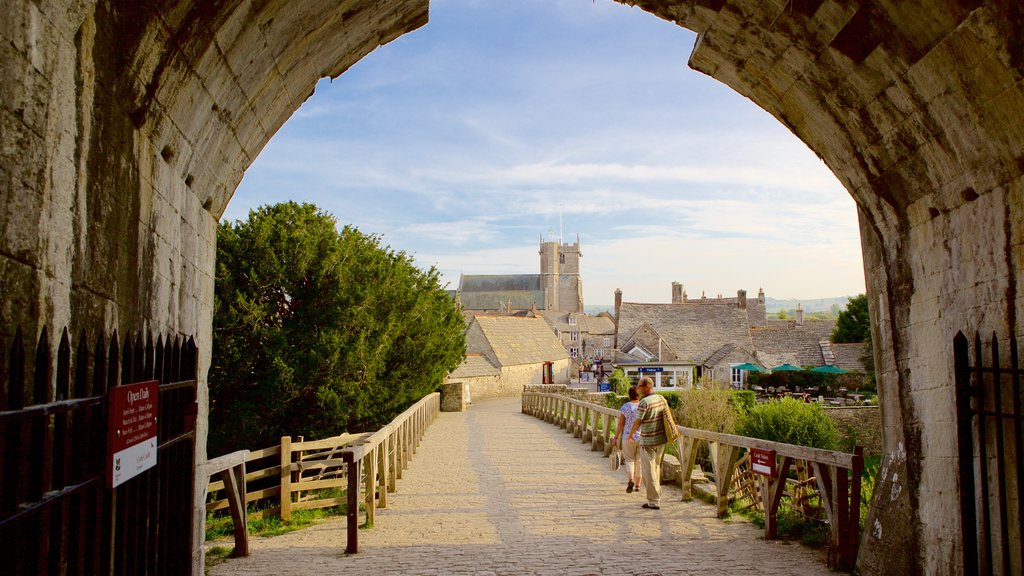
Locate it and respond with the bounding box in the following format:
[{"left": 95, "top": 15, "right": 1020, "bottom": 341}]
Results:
[{"left": 127, "top": 387, "right": 150, "bottom": 404}]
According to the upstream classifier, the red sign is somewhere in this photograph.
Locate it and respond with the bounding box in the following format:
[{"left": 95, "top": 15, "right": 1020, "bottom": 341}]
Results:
[
  {"left": 107, "top": 380, "right": 159, "bottom": 488},
  {"left": 750, "top": 448, "right": 777, "bottom": 477}
]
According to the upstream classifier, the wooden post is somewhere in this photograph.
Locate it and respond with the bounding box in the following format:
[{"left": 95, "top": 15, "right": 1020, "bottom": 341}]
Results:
[
  {"left": 280, "top": 436, "right": 292, "bottom": 521},
  {"left": 220, "top": 461, "right": 250, "bottom": 557},
  {"left": 388, "top": 431, "right": 398, "bottom": 490},
  {"left": 711, "top": 442, "right": 742, "bottom": 517},
  {"left": 344, "top": 451, "right": 360, "bottom": 554},
  {"left": 602, "top": 414, "right": 613, "bottom": 456},
  {"left": 679, "top": 436, "right": 699, "bottom": 501},
  {"left": 378, "top": 441, "right": 388, "bottom": 508},
  {"left": 364, "top": 447, "right": 377, "bottom": 527},
  {"left": 762, "top": 456, "right": 793, "bottom": 539}
]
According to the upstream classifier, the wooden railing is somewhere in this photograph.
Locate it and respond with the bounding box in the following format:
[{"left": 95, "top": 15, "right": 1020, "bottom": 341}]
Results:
[
  {"left": 204, "top": 392, "right": 440, "bottom": 555},
  {"left": 522, "top": 391, "right": 864, "bottom": 570}
]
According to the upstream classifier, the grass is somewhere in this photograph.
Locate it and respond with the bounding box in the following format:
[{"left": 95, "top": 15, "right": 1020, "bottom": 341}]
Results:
[{"left": 206, "top": 488, "right": 350, "bottom": 544}]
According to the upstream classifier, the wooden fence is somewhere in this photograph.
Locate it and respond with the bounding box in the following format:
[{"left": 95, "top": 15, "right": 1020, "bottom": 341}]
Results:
[
  {"left": 522, "top": 391, "right": 864, "bottom": 570},
  {"left": 204, "top": 392, "right": 440, "bottom": 555}
]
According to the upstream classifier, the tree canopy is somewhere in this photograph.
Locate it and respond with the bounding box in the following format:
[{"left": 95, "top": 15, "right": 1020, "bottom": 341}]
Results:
[
  {"left": 209, "top": 202, "right": 466, "bottom": 456},
  {"left": 831, "top": 293, "right": 871, "bottom": 343}
]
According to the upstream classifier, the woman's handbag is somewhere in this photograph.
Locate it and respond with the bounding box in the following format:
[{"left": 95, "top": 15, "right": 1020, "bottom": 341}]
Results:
[
  {"left": 662, "top": 407, "right": 681, "bottom": 444},
  {"left": 609, "top": 441, "right": 621, "bottom": 470}
]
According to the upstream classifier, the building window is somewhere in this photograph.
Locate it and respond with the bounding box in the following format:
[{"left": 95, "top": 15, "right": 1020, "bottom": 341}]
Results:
[
  {"left": 560, "top": 253, "right": 565, "bottom": 264},
  {"left": 594, "top": 349, "right": 603, "bottom": 357},
  {"left": 570, "top": 331, "right": 579, "bottom": 342},
  {"left": 730, "top": 365, "right": 743, "bottom": 389},
  {"left": 603, "top": 337, "right": 611, "bottom": 346},
  {"left": 568, "top": 315, "right": 577, "bottom": 325},
  {"left": 570, "top": 347, "right": 579, "bottom": 358}
]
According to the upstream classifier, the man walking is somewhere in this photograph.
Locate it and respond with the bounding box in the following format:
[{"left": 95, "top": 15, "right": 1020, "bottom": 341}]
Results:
[{"left": 627, "top": 376, "right": 668, "bottom": 509}]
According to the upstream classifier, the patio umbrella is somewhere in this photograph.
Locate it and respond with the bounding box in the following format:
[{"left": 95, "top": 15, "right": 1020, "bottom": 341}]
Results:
[
  {"left": 811, "top": 365, "right": 848, "bottom": 374},
  {"left": 769, "top": 363, "right": 804, "bottom": 372},
  {"left": 733, "top": 362, "right": 764, "bottom": 372}
]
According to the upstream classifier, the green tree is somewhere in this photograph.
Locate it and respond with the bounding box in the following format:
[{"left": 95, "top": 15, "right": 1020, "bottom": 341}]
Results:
[
  {"left": 832, "top": 294, "right": 871, "bottom": 343},
  {"left": 209, "top": 202, "right": 466, "bottom": 455},
  {"left": 609, "top": 368, "right": 630, "bottom": 396}
]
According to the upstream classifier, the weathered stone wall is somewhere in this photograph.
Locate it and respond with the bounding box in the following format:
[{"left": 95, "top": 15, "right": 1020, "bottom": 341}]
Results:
[
  {"left": 625, "top": 2, "right": 1024, "bottom": 573},
  {"left": 0, "top": 1, "right": 428, "bottom": 572},
  {"left": 459, "top": 373, "right": 516, "bottom": 401},
  {"left": 825, "top": 406, "right": 883, "bottom": 457},
  {"left": 499, "top": 359, "right": 570, "bottom": 390}
]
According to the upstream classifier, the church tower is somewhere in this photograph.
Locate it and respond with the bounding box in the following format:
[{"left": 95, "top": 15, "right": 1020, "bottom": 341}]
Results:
[{"left": 539, "top": 235, "right": 583, "bottom": 313}]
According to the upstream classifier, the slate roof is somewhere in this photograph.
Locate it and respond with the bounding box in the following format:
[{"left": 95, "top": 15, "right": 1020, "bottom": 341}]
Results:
[
  {"left": 831, "top": 342, "right": 869, "bottom": 372},
  {"left": 615, "top": 302, "right": 754, "bottom": 365},
  {"left": 469, "top": 316, "right": 569, "bottom": 367},
  {"left": 458, "top": 274, "right": 545, "bottom": 311},
  {"left": 684, "top": 293, "right": 768, "bottom": 327},
  {"left": 539, "top": 311, "right": 616, "bottom": 335},
  {"left": 449, "top": 354, "right": 501, "bottom": 378},
  {"left": 751, "top": 319, "right": 838, "bottom": 367}
]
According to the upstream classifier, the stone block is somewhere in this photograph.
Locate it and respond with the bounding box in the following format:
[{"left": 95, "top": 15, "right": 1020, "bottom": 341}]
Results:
[{"left": 440, "top": 381, "right": 466, "bottom": 412}]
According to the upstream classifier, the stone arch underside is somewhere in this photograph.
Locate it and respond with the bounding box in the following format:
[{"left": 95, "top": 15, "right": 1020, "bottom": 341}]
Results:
[{"left": 2, "top": 0, "right": 1021, "bottom": 574}]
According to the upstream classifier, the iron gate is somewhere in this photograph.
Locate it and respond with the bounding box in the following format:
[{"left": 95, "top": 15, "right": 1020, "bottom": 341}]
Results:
[
  {"left": 0, "top": 327, "right": 197, "bottom": 575},
  {"left": 954, "top": 331, "right": 1023, "bottom": 576}
]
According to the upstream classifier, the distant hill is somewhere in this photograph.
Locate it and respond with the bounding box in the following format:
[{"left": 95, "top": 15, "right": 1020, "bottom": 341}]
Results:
[
  {"left": 764, "top": 296, "right": 853, "bottom": 314},
  {"left": 584, "top": 305, "right": 615, "bottom": 316}
]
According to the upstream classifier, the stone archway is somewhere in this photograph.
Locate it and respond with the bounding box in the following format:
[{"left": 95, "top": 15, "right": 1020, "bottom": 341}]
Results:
[{"left": 2, "top": 1, "right": 1021, "bottom": 574}]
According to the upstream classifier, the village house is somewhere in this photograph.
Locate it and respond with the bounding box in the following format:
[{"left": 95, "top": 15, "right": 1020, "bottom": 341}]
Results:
[
  {"left": 612, "top": 284, "right": 869, "bottom": 390},
  {"left": 446, "top": 316, "right": 570, "bottom": 399}
]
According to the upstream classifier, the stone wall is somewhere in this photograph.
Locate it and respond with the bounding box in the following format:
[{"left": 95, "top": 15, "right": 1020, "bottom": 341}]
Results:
[
  {"left": 825, "top": 406, "right": 883, "bottom": 457},
  {"left": 459, "top": 374, "right": 515, "bottom": 402}
]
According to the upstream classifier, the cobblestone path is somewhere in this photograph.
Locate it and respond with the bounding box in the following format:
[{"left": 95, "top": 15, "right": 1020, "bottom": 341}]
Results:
[{"left": 207, "top": 396, "right": 833, "bottom": 575}]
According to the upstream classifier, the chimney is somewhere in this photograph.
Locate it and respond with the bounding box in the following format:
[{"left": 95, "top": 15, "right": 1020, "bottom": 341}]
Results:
[
  {"left": 671, "top": 282, "right": 683, "bottom": 304},
  {"left": 758, "top": 287, "right": 765, "bottom": 304},
  {"left": 796, "top": 303, "right": 804, "bottom": 326},
  {"left": 737, "top": 289, "right": 747, "bottom": 309},
  {"left": 614, "top": 288, "right": 623, "bottom": 349}
]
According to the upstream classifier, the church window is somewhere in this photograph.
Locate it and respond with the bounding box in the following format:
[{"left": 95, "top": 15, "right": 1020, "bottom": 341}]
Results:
[{"left": 559, "top": 253, "right": 565, "bottom": 264}]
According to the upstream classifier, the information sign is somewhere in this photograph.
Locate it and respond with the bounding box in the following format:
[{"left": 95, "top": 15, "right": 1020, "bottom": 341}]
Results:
[
  {"left": 638, "top": 367, "right": 663, "bottom": 373},
  {"left": 107, "top": 380, "right": 159, "bottom": 488},
  {"left": 750, "top": 448, "right": 777, "bottom": 477}
]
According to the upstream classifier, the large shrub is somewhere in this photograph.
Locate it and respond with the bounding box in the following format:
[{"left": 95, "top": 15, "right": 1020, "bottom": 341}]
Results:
[
  {"left": 209, "top": 202, "right": 466, "bottom": 455},
  {"left": 676, "top": 388, "right": 741, "bottom": 434},
  {"left": 736, "top": 397, "right": 840, "bottom": 450}
]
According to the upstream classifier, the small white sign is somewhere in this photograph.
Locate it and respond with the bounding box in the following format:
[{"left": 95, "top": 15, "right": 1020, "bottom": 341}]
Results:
[{"left": 110, "top": 437, "right": 158, "bottom": 488}]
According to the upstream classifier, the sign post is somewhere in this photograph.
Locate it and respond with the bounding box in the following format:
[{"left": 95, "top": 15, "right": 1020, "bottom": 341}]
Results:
[
  {"left": 750, "top": 448, "right": 777, "bottom": 477},
  {"left": 107, "top": 380, "right": 159, "bottom": 488}
]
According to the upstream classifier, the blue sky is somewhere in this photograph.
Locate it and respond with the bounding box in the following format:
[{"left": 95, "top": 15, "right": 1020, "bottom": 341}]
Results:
[{"left": 224, "top": 0, "right": 866, "bottom": 305}]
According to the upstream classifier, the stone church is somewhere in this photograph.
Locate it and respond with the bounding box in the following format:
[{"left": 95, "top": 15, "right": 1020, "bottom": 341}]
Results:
[{"left": 455, "top": 237, "right": 584, "bottom": 314}]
